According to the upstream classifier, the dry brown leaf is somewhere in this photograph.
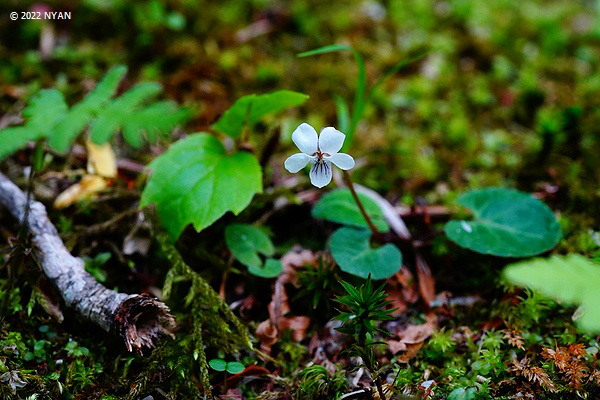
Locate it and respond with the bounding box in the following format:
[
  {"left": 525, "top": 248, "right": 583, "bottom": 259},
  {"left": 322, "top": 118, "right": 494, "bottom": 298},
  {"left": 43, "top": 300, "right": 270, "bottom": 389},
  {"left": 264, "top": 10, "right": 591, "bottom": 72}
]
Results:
[
  {"left": 279, "top": 316, "right": 310, "bottom": 342},
  {"left": 219, "top": 388, "right": 243, "bottom": 400},
  {"left": 86, "top": 140, "right": 117, "bottom": 178},
  {"left": 385, "top": 286, "right": 407, "bottom": 316},
  {"left": 256, "top": 320, "right": 278, "bottom": 352},
  {"left": 397, "top": 342, "right": 424, "bottom": 363},
  {"left": 397, "top": 322, "right": 436, "bottom": 344},
  {"left": 416, "top": 253, "right": 435, "bottom": 307},
  {"left": 53, "top": 175, "right": 107, "bottom": 209},
  {"left": 391, "top": 321, "right": 436, "bottom": 362},
  {"left": 387, "top": 339, "right": 407, "bottom": 355},
  {"left": 34, "top": 278, "right": 63, "bottom": 323},
  {"left": 279, "top": 247, "right": 316, "bottom": 286},
  {"left": 386, "top": 266, "right": 418, "bottom": 317},
  {"left": 262, "top": 248, "right": 314, "bottom": 349}
]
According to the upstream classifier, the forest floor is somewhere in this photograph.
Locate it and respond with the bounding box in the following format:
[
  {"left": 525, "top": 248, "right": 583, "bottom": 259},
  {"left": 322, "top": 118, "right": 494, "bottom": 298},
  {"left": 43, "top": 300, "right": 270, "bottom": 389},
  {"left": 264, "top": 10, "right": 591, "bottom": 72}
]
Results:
[{"left": 1, "top": 0, "right": 600, "bottom": 399}]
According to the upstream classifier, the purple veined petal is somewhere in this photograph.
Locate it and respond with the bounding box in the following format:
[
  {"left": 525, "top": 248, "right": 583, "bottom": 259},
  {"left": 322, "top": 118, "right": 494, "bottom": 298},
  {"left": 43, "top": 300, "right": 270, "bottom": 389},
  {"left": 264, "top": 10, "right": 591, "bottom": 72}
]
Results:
[
  {"left": 284, "top": 153, "right": 312, "bottom": 173},
  {"left": 309, "top": 160, "right": 333, "bottom": 188},
  {"left": 318, "top": 127, "right": 345, "bottom": 155},
  {"left": 325, "top": 153, "right": 355, "bottom": 170},
  {"left": 292, "top": 123, "right": 318, "bottom": 155}
]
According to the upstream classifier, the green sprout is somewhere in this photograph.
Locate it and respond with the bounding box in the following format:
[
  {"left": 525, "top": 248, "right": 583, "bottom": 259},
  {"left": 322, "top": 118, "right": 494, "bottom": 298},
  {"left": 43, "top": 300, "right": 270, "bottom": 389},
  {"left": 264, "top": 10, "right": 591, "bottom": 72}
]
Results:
[{"left": 334, "top": 275, "right": 395, "bottom": 399}]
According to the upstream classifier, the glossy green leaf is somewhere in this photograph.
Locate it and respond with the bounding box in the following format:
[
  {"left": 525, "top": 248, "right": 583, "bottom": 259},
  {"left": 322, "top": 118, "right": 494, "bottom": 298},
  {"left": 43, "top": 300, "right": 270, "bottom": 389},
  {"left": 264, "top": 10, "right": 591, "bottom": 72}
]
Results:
[
  {"left": 226, "top": 361, "right": 245, "bottom": 375},
  {"left": 225, "top": 224, "right": 274, "bottom": 268},
  {"left": 504, "top": 254, "right": 600, "bottom": 333},
  {"left": 312, "top": 189, "right": 389, "bottom": 232},
  {"left": 329, "top": 227, "right": 402, "bottom": 280},
  {"left": 445, "top": 188, "right": 561, "bottom": 257},
  {"left": 140, "top": 134, "right": 262, "bottom": 239},
  {"left": 248, "top": 258, "right": 282, "bottom": 278},
  {"left": 209, "top": 359, "right": 227, "bottom": 371},
  {"left": 211, "top": 90, "right": 309, "bottom": 138}
]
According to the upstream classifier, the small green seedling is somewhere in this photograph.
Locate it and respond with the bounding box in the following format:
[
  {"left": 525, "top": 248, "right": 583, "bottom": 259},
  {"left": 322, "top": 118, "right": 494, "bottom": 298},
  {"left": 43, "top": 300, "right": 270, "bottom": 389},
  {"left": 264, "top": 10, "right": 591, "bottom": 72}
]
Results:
[
  {"left": 83, "top": 252, "right": 111, "bottom": 283},
  {"left": 334, "top": 275, "right": 395, "bottom": 399},
  {"left": 208, "top": 358, "right": 245, "bottom": 375},
  {"left": 225, "top": 224, "right": 282, "bottom": 278}
]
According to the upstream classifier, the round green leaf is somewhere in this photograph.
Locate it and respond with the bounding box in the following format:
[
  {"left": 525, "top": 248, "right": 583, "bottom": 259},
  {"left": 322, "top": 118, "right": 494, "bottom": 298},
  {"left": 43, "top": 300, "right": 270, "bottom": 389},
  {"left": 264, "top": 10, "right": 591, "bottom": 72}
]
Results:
[
  {"left": 226, "top": 361, "right": 245, "bottom": 375},
  {"left": 447, "top": 387, "right": 477, "bottom": 400},
  {"left": 209, "top": 359, "right": 227, "bottom": 371},
  {"left": 248, "top": 258, "right": 282, "bottom": 278},
  {"left": 226, "top": 224, "right": 275, "bottom": 268},
  {"left": 444, "top": 188, "right": 561, "bottom": 257},
  {"left": 312, "top": 189, "right": 389, "bottom": 232},
  {"left": 329, "top": 227, "right": 402, "bottom": 280},
  {"left": 140, "top": 134, "right": 262, "bottom": 239}
]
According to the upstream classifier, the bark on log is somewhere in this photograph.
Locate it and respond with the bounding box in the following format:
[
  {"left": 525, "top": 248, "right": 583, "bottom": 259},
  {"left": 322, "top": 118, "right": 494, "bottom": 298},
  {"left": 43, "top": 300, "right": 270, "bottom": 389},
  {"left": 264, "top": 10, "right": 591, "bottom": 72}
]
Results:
[{"left": 0, "top": 172, "right": 175, "bottom": 353}]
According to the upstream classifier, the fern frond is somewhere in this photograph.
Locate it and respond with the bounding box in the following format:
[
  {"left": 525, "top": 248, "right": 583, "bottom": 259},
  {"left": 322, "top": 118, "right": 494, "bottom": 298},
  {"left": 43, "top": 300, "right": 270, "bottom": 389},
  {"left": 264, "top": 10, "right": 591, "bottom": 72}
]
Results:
[{"left": 49, "top": 65, "right": 126, "bottom": 153}]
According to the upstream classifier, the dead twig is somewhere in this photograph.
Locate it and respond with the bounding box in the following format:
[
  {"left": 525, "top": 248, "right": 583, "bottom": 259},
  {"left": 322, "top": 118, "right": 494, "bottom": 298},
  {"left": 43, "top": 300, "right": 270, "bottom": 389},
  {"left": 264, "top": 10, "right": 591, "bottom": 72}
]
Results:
[{"left": 0, "top": 172, "right": 174, "bottom": 353}]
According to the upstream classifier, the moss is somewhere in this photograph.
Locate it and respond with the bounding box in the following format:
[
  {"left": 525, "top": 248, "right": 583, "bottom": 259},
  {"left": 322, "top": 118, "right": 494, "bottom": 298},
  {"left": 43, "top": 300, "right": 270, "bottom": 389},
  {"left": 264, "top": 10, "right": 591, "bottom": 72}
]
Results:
[{"left": 151, "top": 231, "right": 253, "bottom": 399}]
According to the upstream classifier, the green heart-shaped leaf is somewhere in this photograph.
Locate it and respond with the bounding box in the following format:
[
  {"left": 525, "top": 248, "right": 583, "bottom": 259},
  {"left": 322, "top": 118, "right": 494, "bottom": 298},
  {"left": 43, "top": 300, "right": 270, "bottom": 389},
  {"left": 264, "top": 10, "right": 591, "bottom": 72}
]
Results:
[
  {"left": 225, "top": 224, "right": 274, "bottom": 268},
  {"left": 504, "top": 254, "right": 600, "bottom": 333},
  {"left": 329, "top": 227, "right": 402, "bottom": 280},
  {"left": 312, "top": 189, "right": 389, "bottom": 232},
  {"left": 141, "top": 134, "right": 262, "bottom": 238},
  {"left": 225, "top": 224, "right": 282, "bottom": 278},
  {"left": 445, "top": 188, "right": 561, "bottom": 257}
]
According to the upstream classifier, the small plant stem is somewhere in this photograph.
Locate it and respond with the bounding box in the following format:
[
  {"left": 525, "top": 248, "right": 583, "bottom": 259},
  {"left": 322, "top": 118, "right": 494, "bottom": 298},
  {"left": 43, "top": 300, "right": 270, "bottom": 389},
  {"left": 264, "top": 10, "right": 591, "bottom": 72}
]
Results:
[
  {"left": 342, "top": 170, "right": 382, "bottom": 242},
  {"left": 32, "top": 139, "right": 45, "bottom": 172},
  {"left": 374, "top": 375, "right": 386, "bottom": 400},
  {"left": 219, "top": 255, "right": 234, "bottom": 299},
  {"left": 358, "top": 326, "right": 386, "bottom": 400}
]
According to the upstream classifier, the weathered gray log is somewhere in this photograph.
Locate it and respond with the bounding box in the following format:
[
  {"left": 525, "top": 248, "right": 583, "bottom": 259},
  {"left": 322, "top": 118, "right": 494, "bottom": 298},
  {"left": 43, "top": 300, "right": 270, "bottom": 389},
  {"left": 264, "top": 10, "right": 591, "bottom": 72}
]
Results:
[{"left": 0, "top": 172, "right": 174, "bottom": 353}]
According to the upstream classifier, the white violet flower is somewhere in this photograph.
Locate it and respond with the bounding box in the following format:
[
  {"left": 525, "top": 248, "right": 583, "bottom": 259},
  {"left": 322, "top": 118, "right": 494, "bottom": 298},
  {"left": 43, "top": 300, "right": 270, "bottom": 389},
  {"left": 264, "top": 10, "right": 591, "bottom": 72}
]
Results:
[{"left": 284, "top": 123, "right": 355, "bottom": 188}]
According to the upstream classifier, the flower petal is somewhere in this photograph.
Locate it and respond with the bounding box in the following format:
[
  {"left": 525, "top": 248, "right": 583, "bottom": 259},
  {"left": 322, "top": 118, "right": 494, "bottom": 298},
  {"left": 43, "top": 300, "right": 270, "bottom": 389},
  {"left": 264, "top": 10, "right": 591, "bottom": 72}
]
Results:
[
  {"left": 326, "top": 153, "right": 355, "bottom": 170},
  {"left": 318, "top": 127, "right": 345, "bottom": 155},
  {"left": 309, "top": 160, "right": 333, "bottom": 188},
  {"left": 284, "top": 153, "right": 311, "bottom": 173},
  {"left": 292, "top": 123, "right": 318, "bottom": 155}
]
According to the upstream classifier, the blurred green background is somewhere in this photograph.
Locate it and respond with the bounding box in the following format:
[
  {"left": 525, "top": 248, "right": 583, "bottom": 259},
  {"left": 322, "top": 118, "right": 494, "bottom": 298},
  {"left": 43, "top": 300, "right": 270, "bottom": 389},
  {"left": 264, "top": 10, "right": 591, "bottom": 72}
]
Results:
[{"left": 1, "top": 0, "right": 600, "bottom": 206}]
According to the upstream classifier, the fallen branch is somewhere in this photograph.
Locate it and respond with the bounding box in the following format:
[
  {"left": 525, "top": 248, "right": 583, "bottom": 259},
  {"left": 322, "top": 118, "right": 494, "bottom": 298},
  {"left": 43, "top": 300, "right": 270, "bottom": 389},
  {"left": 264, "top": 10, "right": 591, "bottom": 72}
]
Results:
[{"left": 0, "top": 171, "right": 175, "bottom": 353}]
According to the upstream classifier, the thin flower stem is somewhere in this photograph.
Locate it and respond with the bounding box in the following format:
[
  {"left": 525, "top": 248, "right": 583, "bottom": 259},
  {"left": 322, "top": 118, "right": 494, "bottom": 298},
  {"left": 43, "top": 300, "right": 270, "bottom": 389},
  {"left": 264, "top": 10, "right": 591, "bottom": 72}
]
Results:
[{"left": 342, "top": 170, "right": 383, "bottom": 242}]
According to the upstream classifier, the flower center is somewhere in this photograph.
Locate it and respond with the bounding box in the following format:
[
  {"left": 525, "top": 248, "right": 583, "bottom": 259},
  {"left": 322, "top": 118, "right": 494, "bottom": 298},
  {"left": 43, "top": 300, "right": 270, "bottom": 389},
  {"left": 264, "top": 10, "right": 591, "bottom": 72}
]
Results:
[{"left": 314, "top": 150, "right": 330, "bottom": 161}]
